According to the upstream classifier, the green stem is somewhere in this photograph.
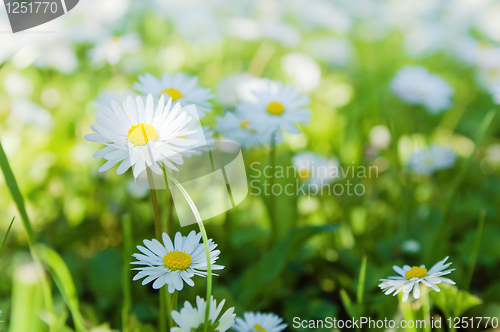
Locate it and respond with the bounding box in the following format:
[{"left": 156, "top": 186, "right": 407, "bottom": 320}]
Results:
[
  {"left": 172, "top": 290, "right": 178, "bottom": 326},
  {"left": 122, "top": 214, "right": 132, "bottom": 332},
  {"left": 169, "top": 176, "right": 212, "bottom": 332},
  {"left": 0, "top": 216, "right": 15, "bottom": 254},
  {"left": 269, "top": 131, "right": 277, "bottom": 243},
  {"left": 146, "top": 169, "right": 167, "bottom": 332},
  {"left": 463, "top": 209, "right": 486, "bottom": 290},
  {"left": 421, "top": 288, "right": 431, "bottom": 332}
]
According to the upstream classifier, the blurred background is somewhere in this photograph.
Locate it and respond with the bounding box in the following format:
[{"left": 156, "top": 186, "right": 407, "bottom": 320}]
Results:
[{"left": 0, "top": 0, "right": 499, "bottom": 331}]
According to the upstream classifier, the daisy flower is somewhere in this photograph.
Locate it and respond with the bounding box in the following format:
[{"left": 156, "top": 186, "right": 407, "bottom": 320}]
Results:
[
  {"left": 171, "top": 296, "right": 236, "bottom": 332},
  {"left": 407, "top": 145, "right": 456, "bottom": 175},
  {"left": 215, "top": 112, "right": 264, "bottom": 149},
  {"left": 390, "top": 66, "right": 453, "bottom": 114},
  {"left": 378, "top": 256, "right": 456, "bottom": 302},
  {"left": 88, "top": 33, "right": 141, "bottom": 67},
  {"left": 216, "top": 73, "right": 267, "bottom": 107},
  {"left": 232, "top": 312, "right": 287, "bottom": 332},
  {"left": 236, "top": 80, "right": 311, "bottom": 143},
  {"left": 133, "top": 73, "right": 214, "bottom": 118},
  {"left": 292, "top": 152, "right": 340, "bottom": 187},
  {"left": 85, "top": 94, "right": 198, "bottom": 178},
  {"left": 131, "top": 231, "right": 223, "bottom": 293}
]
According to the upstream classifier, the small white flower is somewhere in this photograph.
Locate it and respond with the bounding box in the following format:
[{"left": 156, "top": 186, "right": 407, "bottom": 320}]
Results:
[
  {"left": 133, "top": 73, "right": 214, "bottom": 118},
  {"left": 131, "top": 231, "right": 223, "bottom": 293},
  {"left": 216, "top": 73, "right": 267, "bottom": 107},
  {"left": 236, "top": 80, "right": 311, "bottom": 143},
  {"left": 307, "top": 37, "right": 353, "bottom": 67},
  {"left": 88, "top": 33, "right": 141, "bottom": 66},
  {"left": 215, "top": 112, "right": 264, "bottom": 150},
  {"left": 172, "top": 296, "right": 235, "bottom": 332},
  {"left": 280, "top": 52, "right": 321, "bottom": 93},
  {"left": 292, "top": 152, "right": 340, "bottom": 187},
  {"left": 379, "top": 256, "right": 456, "bottom": 302},
  {"left": 369, "top": 125, "right": 391, "bottom": 150},
  {"left": 85, "top": 94, "right": 198, "bottom": 178},
  {"left": 491, "top": 83, "right": 500, "bottom": 104},
  {"left": 407, "top": 145, "right": 456, "bottom": 175},
  {"left": 391, "top": 66, "right": 453, "bottom": 114},
  {"left": 232, "top": 312, "right": 287, "bottom": 332}
]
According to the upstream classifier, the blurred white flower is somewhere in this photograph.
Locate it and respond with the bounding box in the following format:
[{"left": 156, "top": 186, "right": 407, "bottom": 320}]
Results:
[
  {"left": 407, "top": 145, "right": 456, "bottom": 175},
  {"left": 292, "top": 152, "right": 340, "bottom": 187},
  {"left": 131, "top": 231, "right": 223, "bottom": 293},
  {"left": 403, "top": 23, "right": 448, "bottom": 58},
  {"left": 4, "top": 72, "right": 33, "bottom": 98},
  {"left": 215, "top": 111, "right": 264, "bottom": 149},
  {"left": 308, "top": 37, "right": 353, "bottom": 67},
  {"left": 293, "top": 0, "right": 352, "bottom": 34},
  {"left": 232, "top": 312, "right": 287, "bottom": 332},
  {"left": 236, "top": 80, "right": 311, "bottom": 143},
  {"left": 281, "top": 52, "right": 321, "bottom": 93},
  {"left": 40, "top": 88, "right": 61, "bottom": 109},
  {"left": 391, "top": 66, "right": 453, "bottom": 114},
  {"left": 492, "top": 84, "right": 500, "bottom": 104},
  {"left": 258, "top": 20, "right": 301, "bottom": 48},
  {"left": 172, "top": 296, "right": 235, "bottom": 332},
  {"left": 89, "top": 34, "right": 141, "bottom": 66},
  {"left": 9, "top": 99, "right": 54, "bottom": 131},
  {"left": 369, "top": 125, "right": 391, "bottom": 150},
  {"left": 172, "top": 6, "right": 222, "bottom": 45},
  {"left": 85, "top": 94, "right": 198, "bottom": 178},
  {"left": 379, "top": 256, "right": 456, "bottom": 302},
  {"left": 134, "top": 73, "right": 214, "bottom": 118},
  {"left": 216, "top": 73, "right": 267, "bottom": 106},
  {"left": 401, "top": 239, "right": 421, "bottom": 254},
  {"left": 34, "top": 42, "right": 78, "bottom": 74}
]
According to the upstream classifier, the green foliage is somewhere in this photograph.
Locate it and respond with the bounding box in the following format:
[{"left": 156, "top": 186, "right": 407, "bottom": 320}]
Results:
[{"left": 430, "top": 284, "right": 482, "bottom": 318}]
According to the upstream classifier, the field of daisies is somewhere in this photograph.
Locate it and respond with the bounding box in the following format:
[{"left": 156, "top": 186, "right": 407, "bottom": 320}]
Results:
[{"left": 1, "top": 0, "right": 500, "bottom": 331}]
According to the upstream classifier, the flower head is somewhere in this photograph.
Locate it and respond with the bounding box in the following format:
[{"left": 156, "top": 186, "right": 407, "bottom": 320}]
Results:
[
  {"left": 131, "top": 231, "right": 223, "bottom": 293},
  {"left": 391, "top": 66, "right": 453, "bottom": 113},
  {"left": 85, "top": 94, "right": 198, "bottom": 178},
  {"left": 407, "top": 145, "right": 456, "bottom": 175},
  {"left": 292, "top": 152, "right": 340, "bottom": 187},
  {"left": 236, "top": 80, "right": 311, "bottom": 143},
  {"left": 172, "top": 296, "right": 235, "bottom": 332},
  {"left": 134, "top": 73, "right": 214, "bottom": 118},
  {"left": 232, "top": 312, "right": 287, "bottom": 332},
  {"left": 379, "top": 256, "right": 456, "bottom": 302},
  {"left": 215, "top": 112, "right": 264, "bottom": 149}
]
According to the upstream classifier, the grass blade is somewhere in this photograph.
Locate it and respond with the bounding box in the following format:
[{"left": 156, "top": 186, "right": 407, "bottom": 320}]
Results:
[
  {"left": 0, "top": 216, "right": 15, "bottom": 254},
  {"left": 357, "top": 256, "right": 367, "bottom": 305},
  {"left": 122, "top": 214, "right": 132, "bottom": 332},
  {"left": 0, "top": 140, "right": 35, "bottom": 245},
  {"left": 34, "top": 244, "right": 89, "bottom": 332},
  {"left": 463, "top": 209, "right": 486, "bottom": 290}
]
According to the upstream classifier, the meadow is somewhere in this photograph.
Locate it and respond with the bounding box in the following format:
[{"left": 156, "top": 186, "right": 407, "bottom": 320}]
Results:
[{"left": 0, "top": 0, "right": 499, "bottom": 331}]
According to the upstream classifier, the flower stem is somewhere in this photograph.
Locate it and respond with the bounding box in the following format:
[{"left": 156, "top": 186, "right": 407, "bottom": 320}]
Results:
[
  {"left": 269, "top": 131, "right": 277, "bottom": 243},
  {"left": 146, "top": 168, "right": 167, "bottom": 332},
  {"left": 169, "top": 176, "right": 212, "bottom": 332}
]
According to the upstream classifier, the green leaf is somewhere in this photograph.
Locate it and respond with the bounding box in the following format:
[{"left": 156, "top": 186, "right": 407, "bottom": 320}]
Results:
[
  {"left": 34, "top": 244, "right": 89, "bottom": 332},
  {"left": 0, "top": 140, "right": 36, "bottom": 245},
  {"left": 430, "top": 284, "right": 482, "bottom": 317},
  {"left": 0, "top": 216, "right": 15, "bottom": 255},
  {"left": 236, "top": 225, "right": 339, "bottom": 306}
]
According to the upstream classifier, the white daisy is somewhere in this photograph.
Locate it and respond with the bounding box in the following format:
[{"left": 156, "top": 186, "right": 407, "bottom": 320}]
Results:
[
  {"left": 88, "top": 33, "right": 141, "bottom": 67},
  {"left": 292, "top": 152, "right": 340, "bottom": 187},
  {"left": 215, "top": 112, "right": 264, "bottom": 150},
  {"left": 85, "top": 94, "right": 198, "bottom": 178},
  {"left": 407, "top": 145, "right": 456, "bottom": 175},
  {"left": 133, "top": 73, "right": 214, "bottom": 118},
  {"left": 280, "top": 52, "right": 321, "bottom": 93},
  {"left": 378, "top": 256, "right": 456, "bottom": 302},
  {"left": 390, "top": 66, "right": 453, "bottom": 114},
  {"left": 232, "top": 312, "right": 287, "bottom": 332},
  {"left": 236, "top": 80, "right": 311, "bottom": 143},
  {"left": 171, "top": 296, "right": 236, "bottom": 332},
  {"left": 131, "top": 231, "right": 223, "bottom": 293},
  {"left": 216, "top": 73, "right": 267, "bottom": 107}
]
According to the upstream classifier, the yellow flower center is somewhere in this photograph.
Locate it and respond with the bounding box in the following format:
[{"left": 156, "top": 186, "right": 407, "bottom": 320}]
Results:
[
  {"left": 161, "top": 87, "right": 183, "bottom": 101},
  {"left": 128, "top": 123, "right": 157, "bottom": 146},
  {"left": 405, "top": 266, "right": 427, "bottom": 280},
  {"left": 267, "top": 101, "right": 285, "bottom": 115},
  {"left": 298, "top": 168, "right": 310, "bottom": 181},
  {"left": 240, "top": 120, "right": 250, "bottom": 129},
  {"left": 253, "top": 324, "right": 266, "bottom": 332},
  {"left": 163, "top": 250, "right": 192, "bottom": 271}
]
